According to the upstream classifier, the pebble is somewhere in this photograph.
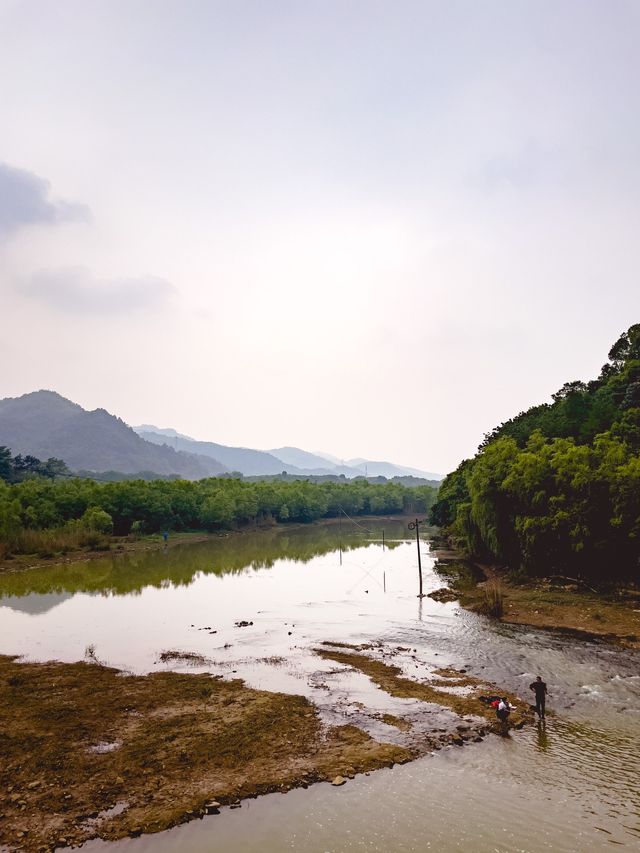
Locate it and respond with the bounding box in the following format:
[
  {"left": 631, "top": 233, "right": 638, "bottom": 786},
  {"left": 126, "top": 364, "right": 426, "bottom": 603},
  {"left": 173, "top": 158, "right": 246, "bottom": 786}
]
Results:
[{"left": 331, "top": 776, "right": 347, "bottom": 786}]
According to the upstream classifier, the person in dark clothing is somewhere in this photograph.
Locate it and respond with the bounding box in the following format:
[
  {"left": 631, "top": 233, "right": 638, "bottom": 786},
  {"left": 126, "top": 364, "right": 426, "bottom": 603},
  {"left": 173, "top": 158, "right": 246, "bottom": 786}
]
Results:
[
  {"left": 529, "top": 676, "right": 548, "bottom": 719},
  {"left": 496, "top": 697, "right": 511, "bottom": 724}
]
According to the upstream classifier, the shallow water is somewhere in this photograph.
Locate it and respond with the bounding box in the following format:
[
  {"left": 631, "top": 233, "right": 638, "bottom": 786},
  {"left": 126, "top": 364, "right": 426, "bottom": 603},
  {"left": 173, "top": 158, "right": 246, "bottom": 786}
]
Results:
[{"left": 1, "top": 519, "right": 638, "bottom": 850}]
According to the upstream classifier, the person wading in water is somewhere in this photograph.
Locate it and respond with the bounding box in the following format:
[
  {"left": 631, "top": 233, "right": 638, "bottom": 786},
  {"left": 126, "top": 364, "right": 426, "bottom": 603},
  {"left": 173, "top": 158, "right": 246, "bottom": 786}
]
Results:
[{"left": 529, "top": 676, "right": 548, "bottom": 719}]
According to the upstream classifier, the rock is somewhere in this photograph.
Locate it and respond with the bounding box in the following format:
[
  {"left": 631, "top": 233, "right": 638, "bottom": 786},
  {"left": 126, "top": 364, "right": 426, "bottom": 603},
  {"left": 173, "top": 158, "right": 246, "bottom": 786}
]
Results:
[
  {"left": 115, "top": 776, "right": 125, "bottom": 785},
  {"left": 427, "top": 588, "right": 458, "bottom": 603},
  {"left": 331, "top": 776, "right": 347, "bottom": 786},
  {"left": 230, "top": 804, "right": 241, "bottom": 809},
  {"left": 205, "top": 801, "right": 221, "bottom": 813},
  {"left": 27, "top": 781, "right": 40, "bottom": 789}
]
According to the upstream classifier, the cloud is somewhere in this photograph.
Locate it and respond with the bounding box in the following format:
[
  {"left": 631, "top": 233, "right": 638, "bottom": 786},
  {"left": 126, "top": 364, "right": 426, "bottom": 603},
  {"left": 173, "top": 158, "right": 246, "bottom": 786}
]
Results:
[
  {"left": 0, "top": 162, "right": 91, "bottom": 238},
  {"left": 20, "top": 267, "right": 175, "bottom": 314}
]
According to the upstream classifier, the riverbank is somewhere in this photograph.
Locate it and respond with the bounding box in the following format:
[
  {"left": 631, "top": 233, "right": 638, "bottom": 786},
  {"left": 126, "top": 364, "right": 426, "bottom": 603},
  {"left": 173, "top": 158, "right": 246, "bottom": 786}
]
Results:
[
  {"left": 0, "top": 645, "right": 530, "bottom": 852},
  {"left": 430, "top": 541, "right": 640, "bottom": 649},
  {"left": 0, "top": 515, "right": 416, "bottom": 577}
]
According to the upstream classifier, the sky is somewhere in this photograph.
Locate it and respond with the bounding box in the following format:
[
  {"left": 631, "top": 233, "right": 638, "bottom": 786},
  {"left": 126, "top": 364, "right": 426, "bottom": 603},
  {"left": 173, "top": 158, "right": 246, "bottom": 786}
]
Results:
[{"left": 1, "top": 0, "right": 639, "bottom": 474}]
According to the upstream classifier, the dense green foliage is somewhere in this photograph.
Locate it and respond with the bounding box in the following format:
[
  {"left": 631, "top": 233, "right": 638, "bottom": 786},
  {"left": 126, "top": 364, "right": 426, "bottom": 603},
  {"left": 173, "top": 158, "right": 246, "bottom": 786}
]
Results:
[
  {"left": 0, "top": 475, "right": 437, "bottom": 558},
  {"left": 430, "top": 325, "right": 640, "bottom": 583}
]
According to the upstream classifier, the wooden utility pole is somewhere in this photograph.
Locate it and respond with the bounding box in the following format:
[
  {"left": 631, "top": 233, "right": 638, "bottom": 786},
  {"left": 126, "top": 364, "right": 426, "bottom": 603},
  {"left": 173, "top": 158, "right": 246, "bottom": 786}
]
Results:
[{"left": 408, "top": 518, "right": 426, "bottom": 597}]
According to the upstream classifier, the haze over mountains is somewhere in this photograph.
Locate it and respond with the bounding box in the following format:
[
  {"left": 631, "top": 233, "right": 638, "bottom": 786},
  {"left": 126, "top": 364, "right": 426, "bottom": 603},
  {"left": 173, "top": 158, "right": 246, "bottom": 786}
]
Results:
[{"left": 0, "top": 391, "right": 442, "bottom": 481}]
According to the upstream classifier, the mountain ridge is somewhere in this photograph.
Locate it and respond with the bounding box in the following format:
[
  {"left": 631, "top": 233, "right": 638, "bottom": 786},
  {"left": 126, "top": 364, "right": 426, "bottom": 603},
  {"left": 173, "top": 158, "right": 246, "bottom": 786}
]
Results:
[
  {"left": 0, "top": 390, "right": 442, "bottom": 481},
  {"left": 0, "top": 391, "right": 227, "bottom": 479}
]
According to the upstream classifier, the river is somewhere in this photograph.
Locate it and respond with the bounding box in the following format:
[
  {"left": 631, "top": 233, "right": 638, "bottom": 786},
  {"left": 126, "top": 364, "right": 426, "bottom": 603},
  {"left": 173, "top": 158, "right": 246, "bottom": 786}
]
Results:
[{"left": 0, "top": 519, "right": 638, "bottom": 851}]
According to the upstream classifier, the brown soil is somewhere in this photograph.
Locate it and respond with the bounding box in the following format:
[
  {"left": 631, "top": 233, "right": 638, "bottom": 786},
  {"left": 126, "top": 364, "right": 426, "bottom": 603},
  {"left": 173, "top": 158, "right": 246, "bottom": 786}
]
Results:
[
  {"left": 432, "top": 547, "right": 640, "bottom": 649},
  {"left": 0, "top": 655, "right": 411, "bottom": 852}
]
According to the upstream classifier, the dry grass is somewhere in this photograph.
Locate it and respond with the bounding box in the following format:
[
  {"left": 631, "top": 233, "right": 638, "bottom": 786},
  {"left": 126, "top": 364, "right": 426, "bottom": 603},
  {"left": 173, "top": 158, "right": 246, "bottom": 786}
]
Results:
[
  {"left": 0, "top": 526, "right": 110, "bottom": 560},
  {"left": 480, "top": 579, "right": 505, "bottom": 617}
]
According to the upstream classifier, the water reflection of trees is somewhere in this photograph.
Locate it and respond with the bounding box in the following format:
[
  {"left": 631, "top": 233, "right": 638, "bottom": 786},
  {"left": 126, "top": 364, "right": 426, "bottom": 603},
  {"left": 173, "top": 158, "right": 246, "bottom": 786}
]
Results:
[{"left": 0, "top": 521, "right": 407, "bottom": 598}]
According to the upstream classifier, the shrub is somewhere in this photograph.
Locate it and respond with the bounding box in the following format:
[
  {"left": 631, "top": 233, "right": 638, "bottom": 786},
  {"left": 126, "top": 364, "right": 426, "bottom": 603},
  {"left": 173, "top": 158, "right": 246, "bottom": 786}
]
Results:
[{"left": 81, "top": 506, "right": 114, "bottom": 535}]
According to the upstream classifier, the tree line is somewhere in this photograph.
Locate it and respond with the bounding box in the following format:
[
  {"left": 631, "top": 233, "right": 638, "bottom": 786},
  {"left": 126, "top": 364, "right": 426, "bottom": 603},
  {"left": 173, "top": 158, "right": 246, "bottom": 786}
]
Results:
[
  {"left": 430, "top": 324, "right": 640, "bottom": 584},
  {"left": 0, "top": 447, "right": 70, "bottom": 483},
  {"left": 0, "top": 474, "right": 438, "bottom": 558}
]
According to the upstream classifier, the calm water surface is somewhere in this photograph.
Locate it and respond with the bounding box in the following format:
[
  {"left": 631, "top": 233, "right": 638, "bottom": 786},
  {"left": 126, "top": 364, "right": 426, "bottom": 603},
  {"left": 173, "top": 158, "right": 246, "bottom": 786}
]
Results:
[{"left": 1, "top": 520, "right": 638, "bottom": 851}]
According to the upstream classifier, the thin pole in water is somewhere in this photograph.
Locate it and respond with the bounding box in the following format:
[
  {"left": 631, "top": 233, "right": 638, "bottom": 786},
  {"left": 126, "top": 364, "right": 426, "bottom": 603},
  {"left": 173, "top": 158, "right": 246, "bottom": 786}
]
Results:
[
  {"left": 382, "top": 529, "right": 385, "bottom": 550},
  {"left": 383, "top": 571, "right": 386, "bottom": 592},
  {"left": 408, "top": 518, "right": 426, "bottom": 598}
]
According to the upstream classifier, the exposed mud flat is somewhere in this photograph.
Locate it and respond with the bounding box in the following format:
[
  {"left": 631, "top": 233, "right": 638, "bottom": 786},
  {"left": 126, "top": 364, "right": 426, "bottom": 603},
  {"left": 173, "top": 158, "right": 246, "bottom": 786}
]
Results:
[
  {"left": 0, "top": 654, "right": 410, "bottom": 851},
  {"left": 0, "top": 642, "right": 529, "bottom": 852}
]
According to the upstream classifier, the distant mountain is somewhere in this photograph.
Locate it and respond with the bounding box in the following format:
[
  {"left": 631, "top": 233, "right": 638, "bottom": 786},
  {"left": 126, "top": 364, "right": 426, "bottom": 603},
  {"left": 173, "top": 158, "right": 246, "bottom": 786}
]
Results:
[
  {"left": 313, "top": 450, "right": 343, "bottom": 466},
  {"left": 137, "top": 428, "right": 442, "bottom": 480},
  {"left": 0, "top": 391, "right": 227, "bottom": 479},
  {"left": 347, "top": 458, "right": 443, "bottom": 480},
  {"left": 268, "top": 447, "right": 361, "bottom": 476},
  {"left": 136, "top": 428, "right": 301, "bottom": 476},
  {"left": 272, "top": 448, "right": 442, "bottom": 480},
  {"left": 0, "top": 390, "right": 441, "bottom": 482}
]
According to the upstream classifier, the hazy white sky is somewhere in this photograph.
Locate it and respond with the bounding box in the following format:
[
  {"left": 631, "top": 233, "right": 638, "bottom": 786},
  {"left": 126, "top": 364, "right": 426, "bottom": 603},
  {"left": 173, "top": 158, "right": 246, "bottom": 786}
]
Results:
[{"left": 1, "top": 0, "right": 639, "bottom": 473}]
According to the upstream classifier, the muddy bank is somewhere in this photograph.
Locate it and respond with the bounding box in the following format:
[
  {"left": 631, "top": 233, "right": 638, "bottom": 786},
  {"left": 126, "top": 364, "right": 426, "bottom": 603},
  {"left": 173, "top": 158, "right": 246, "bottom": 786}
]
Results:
[
  {"left": 0, "top": 643, "right": 529, "bottom": 852},
  {"left": 0, "top": 654, "right": 410, "bottom": 852},
  {"left": 431, "top": 543, "right": 640, "bottom": 649}
]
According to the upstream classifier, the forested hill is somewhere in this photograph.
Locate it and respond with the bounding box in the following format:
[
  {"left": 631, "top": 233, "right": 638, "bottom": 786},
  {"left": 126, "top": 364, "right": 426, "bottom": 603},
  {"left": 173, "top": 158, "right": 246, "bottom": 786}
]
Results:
[
  {"left": 430, "top": 325, "right": 640, "bottom": 583},
  {"left": 0, "top": 391, "right": 227, "bottom": 479}
]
